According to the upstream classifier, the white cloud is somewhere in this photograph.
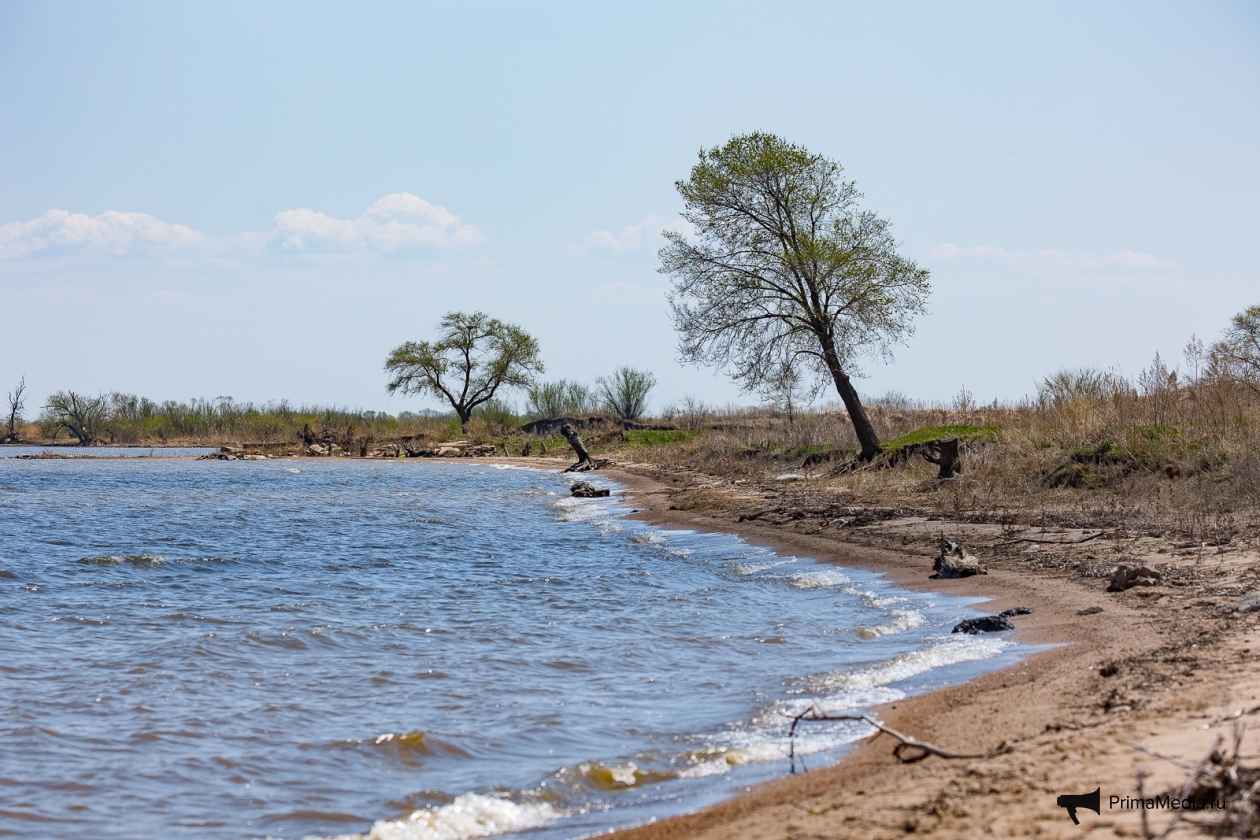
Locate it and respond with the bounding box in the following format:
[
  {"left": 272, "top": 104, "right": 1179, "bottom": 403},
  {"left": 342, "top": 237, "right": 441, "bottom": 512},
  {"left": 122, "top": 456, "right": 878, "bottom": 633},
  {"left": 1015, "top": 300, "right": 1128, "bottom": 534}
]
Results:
[
  {"left": 569, "top": 214, "right": 693, "bottom": 256},
  {"left": 0, "top": 193, "right": 482, "bottom": 262},
  {"left": 925, "top": 243, "right": 1171, "bottom": 270},
  {"left": 0, "top": 209, "right": 205, "bottom": 260},
  {"left": 270, "top": 193, "right": 483, "bottom": 254}
]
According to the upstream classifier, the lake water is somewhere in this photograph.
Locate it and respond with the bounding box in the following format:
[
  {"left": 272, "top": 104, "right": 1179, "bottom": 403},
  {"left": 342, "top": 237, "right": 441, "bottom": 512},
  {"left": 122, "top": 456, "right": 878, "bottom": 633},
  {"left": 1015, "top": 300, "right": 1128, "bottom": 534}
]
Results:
[{"left": 0, "top": 454, "right": 1025, "bottom": 840}]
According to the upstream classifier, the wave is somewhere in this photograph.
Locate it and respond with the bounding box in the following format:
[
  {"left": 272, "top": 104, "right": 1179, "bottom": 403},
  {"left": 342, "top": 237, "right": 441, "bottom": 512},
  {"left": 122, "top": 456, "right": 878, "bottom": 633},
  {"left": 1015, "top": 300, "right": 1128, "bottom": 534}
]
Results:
[
  {"left": 800, "top": 635, "right": 1010, "bottom": 698},
  {"left": 855, "top": 610, "right": 925, "bottom": 639},
  {"left": 333, "top": 793, "right": 562, "bottom": 840},
  {"left": 78, "top": 554, "right": 168, "bottom": 566},
  {"left": 77, "top": 554, "right": 243, "bottom": 567}
]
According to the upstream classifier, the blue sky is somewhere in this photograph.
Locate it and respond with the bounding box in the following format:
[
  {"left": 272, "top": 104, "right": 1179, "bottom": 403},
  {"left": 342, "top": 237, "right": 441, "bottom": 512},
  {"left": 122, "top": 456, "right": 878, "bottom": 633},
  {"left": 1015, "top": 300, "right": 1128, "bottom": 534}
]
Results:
[{"left": 1, "top": 1, "right": 1257, "bottom": 415}]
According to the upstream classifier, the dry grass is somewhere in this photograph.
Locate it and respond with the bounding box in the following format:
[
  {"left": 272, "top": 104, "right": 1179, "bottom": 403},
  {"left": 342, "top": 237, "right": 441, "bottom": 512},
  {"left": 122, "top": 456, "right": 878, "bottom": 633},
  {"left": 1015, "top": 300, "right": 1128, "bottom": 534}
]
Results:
[{"left": 599, "top": 372, "right": 1260, "bottom": 544}]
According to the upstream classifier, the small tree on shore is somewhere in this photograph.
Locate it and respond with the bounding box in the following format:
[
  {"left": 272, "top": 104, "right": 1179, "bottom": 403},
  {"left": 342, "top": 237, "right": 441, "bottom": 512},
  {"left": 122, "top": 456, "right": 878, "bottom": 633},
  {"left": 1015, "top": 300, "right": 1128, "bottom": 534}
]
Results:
[
  {"left": 525, "top": 379, "right": 596, "bottom": 420},
  {"left": 384, "top": 311, "right": 544, "bottom": 431},
  {"left": 659, "top": 132, "right": 930, "bottom": 460},
  {"left": 42, "top": 391, "right": 109, "bottom": 445},
  {"left": 5, "top": 376, "right": 26, "bottom": 443},
  {"left": 596, "top": 366, "right": 656, "bottom": 421},
  {"left": 1210, "top": 304, "right": 1260, "bottom": 394}
]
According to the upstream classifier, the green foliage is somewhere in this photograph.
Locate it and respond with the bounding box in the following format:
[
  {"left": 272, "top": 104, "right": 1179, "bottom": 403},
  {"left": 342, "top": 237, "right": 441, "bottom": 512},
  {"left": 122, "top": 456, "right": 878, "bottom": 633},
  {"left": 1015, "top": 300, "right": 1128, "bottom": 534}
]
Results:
[
  {"left": 660, "top": 131, "right": 930, "bottom": 459},
  {"left": 474, "top": 398, "right": 522, "bottom": 435},
  {"left": 385, "top": 311, "right": 543, "bottom": 427},
  {"left": 524, "top": 379, "right": 596, "bottom": 420},
  {"left": 596, "top": 367, "right": 656, "bottom": 420},
  {"left": 879, "top": 425, "right": 996, "bottom": 452},
  {"left": 1210, "top": 304, "right": 1260, "bottom": 392}
]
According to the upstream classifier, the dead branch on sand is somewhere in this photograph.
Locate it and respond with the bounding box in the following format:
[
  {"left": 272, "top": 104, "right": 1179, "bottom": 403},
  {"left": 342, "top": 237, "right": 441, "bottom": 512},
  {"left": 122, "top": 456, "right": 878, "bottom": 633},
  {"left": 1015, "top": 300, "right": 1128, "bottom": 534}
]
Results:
[{"left": 787, "top": 708, "right": 989, "bottom": 774}]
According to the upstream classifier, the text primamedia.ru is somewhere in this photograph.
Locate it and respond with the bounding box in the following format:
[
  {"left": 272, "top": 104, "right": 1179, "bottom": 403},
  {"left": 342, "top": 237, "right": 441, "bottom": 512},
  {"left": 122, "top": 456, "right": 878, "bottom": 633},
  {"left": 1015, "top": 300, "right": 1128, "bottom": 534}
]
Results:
[{"left": 1111, "top": 795, "right": 1225, "bottom": 811}]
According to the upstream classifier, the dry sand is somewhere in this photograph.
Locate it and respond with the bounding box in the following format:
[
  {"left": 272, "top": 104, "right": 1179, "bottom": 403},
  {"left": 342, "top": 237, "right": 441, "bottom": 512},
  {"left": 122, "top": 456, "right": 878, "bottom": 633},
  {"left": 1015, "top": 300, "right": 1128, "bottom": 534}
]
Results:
[{"left": 589, "top": 464, "right": 1260, "bottom": 840}]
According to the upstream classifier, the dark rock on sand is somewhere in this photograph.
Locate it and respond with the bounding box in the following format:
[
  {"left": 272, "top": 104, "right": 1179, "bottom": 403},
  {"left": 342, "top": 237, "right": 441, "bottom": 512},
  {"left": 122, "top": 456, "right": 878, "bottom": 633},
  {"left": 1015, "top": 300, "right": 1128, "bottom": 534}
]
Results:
[
  {"left": 952, "top": 615, "right": 1015, "bottom": 634},
  {"left": 570, "top": 481, "right": 610, "bottom": 498},
  {"left": 999, "top": 606, "right": 1034, "bottom": 617},
  {"left": 1227, "top": 592, "right": 1260, "bottom": 614},
  {"left": 1077, "top": 606, "right": 1105, "bottom": 616}
]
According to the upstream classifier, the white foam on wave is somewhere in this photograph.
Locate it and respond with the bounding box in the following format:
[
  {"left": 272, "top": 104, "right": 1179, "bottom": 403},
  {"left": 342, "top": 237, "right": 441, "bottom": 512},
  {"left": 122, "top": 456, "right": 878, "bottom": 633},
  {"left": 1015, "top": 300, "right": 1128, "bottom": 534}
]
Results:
[
  {"left": 629, "top": 531, "right": 668, "bottom": 546},
  {"left": 856, "top": 609, "right": 925, "bottom": 639},
  {"left": 728, "top": 557, "right": 794, "bottom": 575},
  {"left": 490, "top": 464, "right": 553, "bottom": 474},
  {"left": 860, "top": 592, "right": 910, "bottom": 608},
  {"left": 786, "top": 567, "right": 854, "bottom": 589},
  {"left": 327, "top": 793, "right": 562, "bottom": 840},
  {"left": 807, "top": 635, "right": 1010, "bottom": 696}
]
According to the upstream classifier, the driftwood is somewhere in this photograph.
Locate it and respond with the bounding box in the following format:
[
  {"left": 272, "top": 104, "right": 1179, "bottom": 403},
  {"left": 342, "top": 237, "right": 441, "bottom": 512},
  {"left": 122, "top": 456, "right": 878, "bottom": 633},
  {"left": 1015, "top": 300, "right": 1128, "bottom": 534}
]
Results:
[
  {"left": 933, "top": 538, "right": 987, "bottom": 578},
  {"left": 561, "top": 423, "right": 590, "bottom": 463},
  {"left": 787, "top": 708, "right": 988, "bottom": 773},
  {"left": 1001, "top": 530, "right": 1106, "bottom": 545},
  {"left": 560, "top": 423, "right": 613, "bottom": 473},
  {"left": 830, "top": 437, "right": 965, "bottom": 480}
]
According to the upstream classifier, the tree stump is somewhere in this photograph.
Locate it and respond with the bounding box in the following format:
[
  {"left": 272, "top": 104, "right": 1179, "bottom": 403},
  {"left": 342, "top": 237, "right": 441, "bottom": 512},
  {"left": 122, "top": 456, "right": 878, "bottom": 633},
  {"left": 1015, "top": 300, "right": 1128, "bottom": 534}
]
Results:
[
  {"left": 922, "top": 438, "right": 961, "bottom": 479},
  {"left": 560, "top": 423, "right": 613, "bottom": 472},
  {"left": 561, "top": 423, "right": 591, "bottom": 465}
]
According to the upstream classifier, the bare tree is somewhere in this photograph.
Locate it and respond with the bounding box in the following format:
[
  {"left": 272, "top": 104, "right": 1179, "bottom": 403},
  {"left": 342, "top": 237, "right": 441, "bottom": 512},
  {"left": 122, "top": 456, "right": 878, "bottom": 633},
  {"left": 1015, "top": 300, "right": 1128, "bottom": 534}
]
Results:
[
  {"left": 596, "top": 366, "right": 656, "bottom": 421},
  {"left": 384, "top": 311, "right": 544, "bottom": 431},
  {"left": 759, "top": 357, "right": 813, "bottom": 426},
  {"left": 659, "top": 132, "right": 930, "bottom": 460},
  {"left": 5, "top": 376, "right": 26, "bottom": 443},
  {"left": 42, "top": 391, "right": 109, "bottom": 445}
]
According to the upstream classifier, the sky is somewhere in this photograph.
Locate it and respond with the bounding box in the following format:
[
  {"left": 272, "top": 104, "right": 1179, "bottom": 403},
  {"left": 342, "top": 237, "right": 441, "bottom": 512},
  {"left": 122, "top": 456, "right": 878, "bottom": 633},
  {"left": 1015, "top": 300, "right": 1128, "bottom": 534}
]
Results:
[{"left": 1, "top": 1, "right": 1257, "bottom": 416}]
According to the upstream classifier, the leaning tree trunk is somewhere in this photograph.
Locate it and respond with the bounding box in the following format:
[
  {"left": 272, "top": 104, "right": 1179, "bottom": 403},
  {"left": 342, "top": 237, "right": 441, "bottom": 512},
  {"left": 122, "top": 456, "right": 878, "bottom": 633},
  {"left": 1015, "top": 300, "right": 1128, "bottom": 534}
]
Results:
[
  {"left": 822, "top": 351, "right": 881, "bottom": 461},
  {"left": 560, "top": 423, "right": 591, "bottom": 465}
]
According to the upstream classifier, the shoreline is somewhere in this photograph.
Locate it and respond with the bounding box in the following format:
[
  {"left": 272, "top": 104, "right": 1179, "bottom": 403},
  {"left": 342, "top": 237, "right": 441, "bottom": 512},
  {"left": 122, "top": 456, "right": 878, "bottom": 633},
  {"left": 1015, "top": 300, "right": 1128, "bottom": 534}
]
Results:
[
  {"left": 590, "top": 464, "right": 1260, "bottom": 840},
  {"left": 8, "top": 451, "right": 1257, "bottom": 837}
]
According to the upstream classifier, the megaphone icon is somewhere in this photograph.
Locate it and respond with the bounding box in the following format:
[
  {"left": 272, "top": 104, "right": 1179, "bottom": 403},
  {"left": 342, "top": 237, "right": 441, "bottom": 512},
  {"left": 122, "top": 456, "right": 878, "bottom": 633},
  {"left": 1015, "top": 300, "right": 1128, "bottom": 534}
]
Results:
[{"left": 1056, "top": 787, "right": 1101, "bottom": 824}]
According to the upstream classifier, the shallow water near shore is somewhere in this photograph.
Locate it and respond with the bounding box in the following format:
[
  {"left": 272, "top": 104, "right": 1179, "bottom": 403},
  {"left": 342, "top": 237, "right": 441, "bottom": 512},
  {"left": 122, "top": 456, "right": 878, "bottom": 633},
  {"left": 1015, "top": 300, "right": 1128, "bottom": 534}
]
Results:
[{"left": 0, "top": 454, "right": 1030, "bottom": 839}]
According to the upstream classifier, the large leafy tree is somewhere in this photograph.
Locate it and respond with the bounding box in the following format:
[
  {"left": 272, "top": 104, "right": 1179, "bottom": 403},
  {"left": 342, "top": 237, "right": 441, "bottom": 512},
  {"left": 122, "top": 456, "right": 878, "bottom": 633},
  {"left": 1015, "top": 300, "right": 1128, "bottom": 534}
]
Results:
[
  {"left": 385, "top": 311, "right": 543, "bottom": 430},
  {"left": 659, "top": 132, "right": 930, "bottom": 460}
]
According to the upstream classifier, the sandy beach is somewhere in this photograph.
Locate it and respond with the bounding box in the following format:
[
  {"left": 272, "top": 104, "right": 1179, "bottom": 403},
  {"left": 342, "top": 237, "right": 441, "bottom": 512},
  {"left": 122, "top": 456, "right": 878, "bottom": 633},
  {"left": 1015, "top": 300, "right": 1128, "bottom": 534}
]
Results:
[{"left": 585, "top": 463, "right": 1260, "bottom": 840}]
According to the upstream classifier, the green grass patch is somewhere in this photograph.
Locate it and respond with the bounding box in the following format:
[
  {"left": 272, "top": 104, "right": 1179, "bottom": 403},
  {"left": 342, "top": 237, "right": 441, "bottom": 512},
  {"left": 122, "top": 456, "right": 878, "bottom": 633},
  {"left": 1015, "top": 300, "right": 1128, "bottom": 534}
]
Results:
[
  {"left": 880, "top": 425, "right": 997, "bottom": 453},
  {"left": 626, "top": 429, "right": 696, "bottom": 447}
]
